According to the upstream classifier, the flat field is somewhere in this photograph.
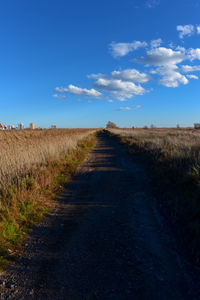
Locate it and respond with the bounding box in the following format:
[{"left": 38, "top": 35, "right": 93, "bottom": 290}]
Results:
[
  {"left": 108, "top": 127, "right": 200, "bottom": 255},
  {"left": 108, "top": 127, "right": 200, "bottom": 172},
  {"left": 0, "top": 129, "right": 95, "bottom": 187}
]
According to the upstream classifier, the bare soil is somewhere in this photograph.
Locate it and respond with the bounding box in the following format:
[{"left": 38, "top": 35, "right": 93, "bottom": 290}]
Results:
[{"left": 0, "top": 132, "right": 199, "bottom": 299}]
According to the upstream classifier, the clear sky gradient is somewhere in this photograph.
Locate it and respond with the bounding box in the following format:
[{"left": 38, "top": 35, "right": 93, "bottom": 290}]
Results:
[{"left": 0, "top": 0, "right": 200, "bottom": 128}]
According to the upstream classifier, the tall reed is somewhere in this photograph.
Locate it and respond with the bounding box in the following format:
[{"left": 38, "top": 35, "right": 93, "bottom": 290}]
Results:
[
  {"left": 108, "top": 128, "right": 200, "bottom": 258},
  {"left": 0, "top": 129, "right": 97, "bottom": 269},
  {"left": 0, "top": 129, "right": 95, "bottom": 187}
]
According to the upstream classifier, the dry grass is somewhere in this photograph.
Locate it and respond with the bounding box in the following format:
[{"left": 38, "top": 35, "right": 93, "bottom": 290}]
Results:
[
  {"left": 0, "top": 129, "right": 97, "bottom": 269},
  {"left": 108, "top": 128, "right": 200, "bottom": 259},
  {"left": 109, "top": 128, "right": 200, "bottom": 165},
  {"left": 0, "top": 129, "right": 96, "bottom": 187}
]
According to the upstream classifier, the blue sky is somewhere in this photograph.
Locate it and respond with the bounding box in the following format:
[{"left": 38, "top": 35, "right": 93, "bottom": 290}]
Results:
[{"left": 0, "top": 0, "right": 200, "bottom": 128}]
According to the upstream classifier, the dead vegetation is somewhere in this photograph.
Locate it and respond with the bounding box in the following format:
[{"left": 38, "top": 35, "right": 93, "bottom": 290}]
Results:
[
  {"left": 0, "top": 129, "right": 96, "bottom": 187},
  {"left": 108, "top": 127, "right": 200, "bottom": 260},
  {"left": 0, "top": 129, "right": 97, "bottom": 269}
]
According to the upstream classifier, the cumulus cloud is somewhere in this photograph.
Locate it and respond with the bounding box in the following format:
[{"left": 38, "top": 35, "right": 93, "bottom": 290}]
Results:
[
  {"left": 137, "top": 47, "right": 186, "bottom": 66},
  {"left": 187, "top": 74, "right": 199, "bottom": 79},
  {"left": 88, "top": 69, "right": 150, "bottom": 100},
  {"left": 141, "top": 47, "right": 200, "bottom": 86},
  {"left": 177, "top": 24, "right": 195, "bottom": 39},
  {"left": 151, "top": 38, "right": 162, "bottom": 48},
  {"left": 177, "top": 24, "right": 200, "bottom": 37},
  {"left": 136, "top": 46, "right": 191, "bottom": 87},
  {"left": 111, "top": 69, "right": 151, "bottom": 83},
  {"left": 56, "top": 68, "right": 149, "bottom": 102},
  {"left": 94, "top": 78, "right": 146, "bottom": 101},
  {"left": 181, "top": 65, "right": 200, "bottom": 72},
  {"left": 52, "top": 94, "right": 66, "bottom": 98},
  {"left": 155, "top": 65, "right": 189, "bottom": 87},
  {"left": 188, "top": 48, "right": 200, "bottom": 61},
  {"left": 54, "top": 32, "right": 200, "bottom": 102},
  {"left": 176, "top": 46, "right": 186, "bottom": 53},
  {"left": 55, "top": 84, "right": 104, "bottom": 99},
  {"left": 89, "top": 69, "right": 151, "bottom": 84},
  {"left": 109, "top": 41, "right": 147, "bottom": 58}
]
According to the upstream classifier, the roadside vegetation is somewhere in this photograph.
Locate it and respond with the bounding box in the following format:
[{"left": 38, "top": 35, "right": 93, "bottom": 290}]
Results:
[
  {"left": 108, "top": 127, "right": 200, "bottom": 260},
  {"left": 0, "top": 129, "right": 97, "bottom": 270}
]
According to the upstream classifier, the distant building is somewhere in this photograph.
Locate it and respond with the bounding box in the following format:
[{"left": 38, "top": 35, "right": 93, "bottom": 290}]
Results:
[
  {"left": 51, "top": 125, "right": 56, "bottom": 129},
  {"left": 30, "top": 123, "right": 36, "bottom": 130},
  {"left": 18, "top": 123, "right": 24, "bottom": 130},
  {"left": 194, "top": 123, "right": 200, "bottom": 129}
]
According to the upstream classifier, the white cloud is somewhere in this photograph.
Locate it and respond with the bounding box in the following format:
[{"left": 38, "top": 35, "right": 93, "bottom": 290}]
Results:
[
  {"left": 137, "top": 47, "right": 186, "bottom": 66},
  {"left": 116, "top": 107, "right": 131, "bottom": 111},
  {"left": 151, "top": 38, "right": 162, "bottom": 48},
  {"left": 56, "top": 68, "right": 149, "bottom": 102},
  {"left": 181, "top": 65, "right": 200, "bottom": 72},
  {"left": 54, "top": 34, "right": 200, "bottom": 102},
  {"left": 176, "top": 46, "right": 186, "bottom": 53},
  {"left": 89, "top": 69, "right": 150, "bottom": 83},
  {"left": 177, "top": 24, "right": 200, "bottom": 37},
  {"left": 137, "top": 45, "right": 200, "bottom": 87},
  {"left": 88, "top": 69, "right": 149, "bottom": 101},
  {"left": 52, "top": 94, "right": 66, "bottom": 98},
  {"left": 133, "top": 105, "right": 141, "bottom": 109},
  {"left": 111, "top": 69, "right": 151, "bottom": 83},
  {"left": 177, "top": 24, "right": 195, "bottom": 39},
  {"left": 55, "top": 84, "right": 104, "bottom": 99},
  {"left": 188, "top": 48, "right": 200, "bottom": 61},
  {"left": 187, "top": 74, "right": 199, "bottom": 79},
  {"left": 88, "top": 73, "right": 106, "bottom": 79},
  {"left": 94, "top": 78, "right": 146, "bottom": 101},
  {"left": 154, "top": 65, "right": 189, "bottom": 87},
  {"left": 54, "top": 87, "right": 68, "bottom": 93},
  {"left": 109, "top": 41, "right": 147, "bottom": 58},
  {"left": 108, "top": 99, "right": 114, "bottom": 102}
]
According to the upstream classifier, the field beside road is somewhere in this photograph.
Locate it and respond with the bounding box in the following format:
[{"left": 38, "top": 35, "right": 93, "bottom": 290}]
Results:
[
  {"left": 0, "top": 129, "right": 96, "bottom": 187},
  {"left": 0, "top": 129, "right": 97, "bottom": 269},
  {"left": 108, "top": 127, "right": 200, "bottom": 259}
]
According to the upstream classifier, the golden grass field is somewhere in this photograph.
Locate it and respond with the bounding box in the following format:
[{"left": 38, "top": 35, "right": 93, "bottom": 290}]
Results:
[
  {"left": 0, "top": 129, "right": 97, "bottom": 268},
  {"left": 109, "top": 127, "right": 200, "bottom": 167},
  {"left": 0, "top": 129, "right": 96, "bottom": 187},
  {"left": 108, "top": 127, "right": 200, "bottom": 257}
]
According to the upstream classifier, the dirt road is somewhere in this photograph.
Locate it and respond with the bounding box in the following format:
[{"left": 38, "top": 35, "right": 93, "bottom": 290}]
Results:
[{"left": 0, "top": 132, "right": 199, "bottom": 299}]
